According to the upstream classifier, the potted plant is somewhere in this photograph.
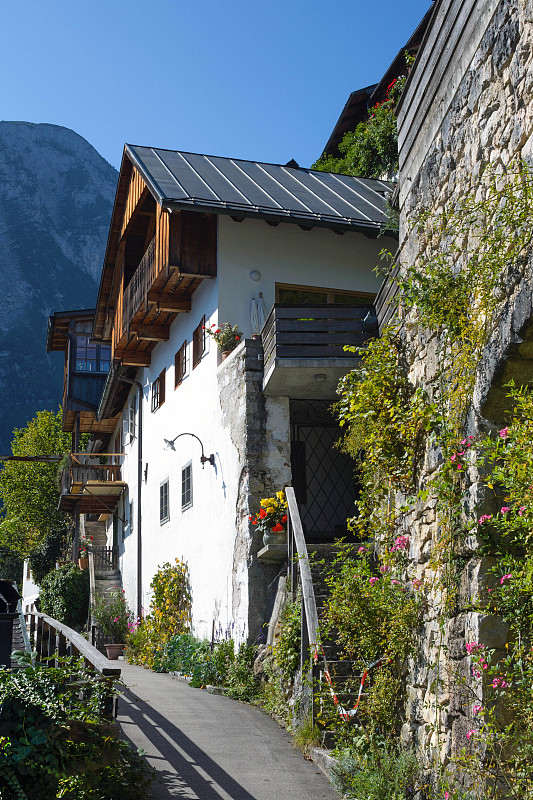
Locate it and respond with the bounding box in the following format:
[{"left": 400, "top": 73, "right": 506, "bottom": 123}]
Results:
[
  {"left": 205, "top": 322, "right": 242, "bottom": 359},
  {"left": 77, "top": 535, "right": 93, "bottom": 569},
  {"left": 249, "top": 490, "right": 288, "bottom": 547},
  {"left": 92, "top": 586, "right": 133, "bottom": 659}
]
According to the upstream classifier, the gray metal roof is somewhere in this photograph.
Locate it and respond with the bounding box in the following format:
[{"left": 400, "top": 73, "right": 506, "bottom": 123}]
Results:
[{"left": 125, "top": 144, "right": 393, "bottom": 235}]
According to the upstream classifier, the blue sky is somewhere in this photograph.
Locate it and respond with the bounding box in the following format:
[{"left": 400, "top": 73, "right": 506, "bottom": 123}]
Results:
[{"left": 2, "top": 0, "right": 431, "bottom": 170}]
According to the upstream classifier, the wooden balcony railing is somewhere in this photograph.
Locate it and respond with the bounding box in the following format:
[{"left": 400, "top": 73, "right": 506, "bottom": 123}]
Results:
[
  {"left": 122, "top": 236, "right": 157, "bottom": 338},
  {"left": 262, "top": 303, "right": 378, "bottom": 367},
  {"left": 61, "top": 454, "right": 122, "bottom": 495}
]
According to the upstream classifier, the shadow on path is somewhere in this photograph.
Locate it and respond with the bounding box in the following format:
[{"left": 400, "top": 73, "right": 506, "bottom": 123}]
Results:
[{"left": 118, "top": 685, "right": 261, "bottom": 800}]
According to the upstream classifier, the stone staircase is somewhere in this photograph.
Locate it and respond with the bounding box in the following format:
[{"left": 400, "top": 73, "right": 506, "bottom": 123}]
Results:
[
  {"left": 83, "top": 520, "right": 123, "bottom": 650},
  {"left": 308, "top": 545, "right": 363, "bottom": 732}
]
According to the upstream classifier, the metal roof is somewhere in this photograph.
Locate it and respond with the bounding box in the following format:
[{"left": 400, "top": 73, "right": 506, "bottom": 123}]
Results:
[{"left": 125, "top": 144, "right": 393, "bottom": 235}]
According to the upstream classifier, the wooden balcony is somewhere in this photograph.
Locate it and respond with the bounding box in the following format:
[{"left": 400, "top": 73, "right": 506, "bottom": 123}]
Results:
[
  {"left": 261, "top": 304, "right": 378, "bottom": 398},
  {"left": 59, "top": 454, "right": 126, "bottom": 514},
  {"left": 111, "top": 208, "right": 217, "bottom": 367}
]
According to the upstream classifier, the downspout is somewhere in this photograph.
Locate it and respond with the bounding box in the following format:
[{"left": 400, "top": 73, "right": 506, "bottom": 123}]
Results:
[{"left": 117, "top": 376, "right": 144, "bottom": 619}]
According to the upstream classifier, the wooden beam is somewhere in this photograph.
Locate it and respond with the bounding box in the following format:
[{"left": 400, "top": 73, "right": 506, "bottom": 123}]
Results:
[
  {"left": 130, "top": 324, "right": 170, "bottom": 341},
  {"left": 114, "top": 350, "right": 152, "bottom": 366},
  {"left": 147, "top": 292, "right": 192, "bottom": 312}
]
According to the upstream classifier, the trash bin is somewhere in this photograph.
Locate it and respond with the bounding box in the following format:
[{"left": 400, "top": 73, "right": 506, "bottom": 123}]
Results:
[{"left": 0, "top": 581, "right": 21, "bottom": 668}]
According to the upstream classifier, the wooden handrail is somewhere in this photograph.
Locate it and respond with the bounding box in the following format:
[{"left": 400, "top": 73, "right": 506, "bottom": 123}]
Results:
[
  {"left": 25, "top": 611, "right": 121, "bottom": 677},
  {"left": 285, "top": 487, "right": 320, "bottom": 658}
]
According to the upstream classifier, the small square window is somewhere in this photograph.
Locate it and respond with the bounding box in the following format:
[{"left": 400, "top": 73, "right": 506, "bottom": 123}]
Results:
[
  {"left": 160, "top": 480, "right": 169, "bottom": 524},
  {"left": 151, "top": 369, "right": 166, "bottom": 412},
  {"left": 175, "top": 340, "right": 188, "bottom": 387},
  {"left": 192, "top": 316, "right": 205, "bottom": 369},
  {"left": 181, "top": 462, "right": 193, "bottom": 510}
]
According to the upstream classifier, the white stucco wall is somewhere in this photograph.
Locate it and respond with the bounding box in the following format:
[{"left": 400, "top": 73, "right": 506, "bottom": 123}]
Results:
[
  {"left": 112, "top": 215, "right": 393, "bottom": 640},
  {"left": 217, "top": 216, "right": 392, "bottom": 336}
]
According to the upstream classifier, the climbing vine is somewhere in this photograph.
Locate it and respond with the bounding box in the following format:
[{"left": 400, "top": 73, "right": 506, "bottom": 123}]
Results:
[{"left": 324, "top": 162, "right": 533, "bottom": 795}]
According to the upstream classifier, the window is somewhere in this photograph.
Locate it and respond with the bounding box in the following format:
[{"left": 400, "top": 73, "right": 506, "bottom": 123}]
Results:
[
  {"left": 181, "top": 462, "right": 193, "bottom": 510},
  {"left": 128, "top": 394, "right": 137, "bottom": 440},
  {"left": 160, "top": 480, "right": 169, "bottom": 524},
  {"left": 129, "top": 500, "right": 134, "bottom": 533},
  {"left": 276, "top": 283, "right": 375, "bottom": 306},
  {"left": 192, "top": 316, "right": 205, "bottom": 368},
  {"left": 151, "top": 369, "right": 166, "bottom": 412},
  {"left": 73, "top": 321, "right": 111, "bottom": 373},
  {"left": 175, "top": 340, "right": 187, "bottom": 387}
]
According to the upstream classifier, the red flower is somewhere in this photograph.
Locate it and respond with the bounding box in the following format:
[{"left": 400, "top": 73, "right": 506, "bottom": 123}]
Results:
[
  {"left": 248, "top": 515, "right": 254, "bottom": 521},
  {"left": 202, "top": 325, "right": 206, "bottom": 330},
  {"left": 235, "top": 336, "right": 240, "bottom": 340},
  {"left": 259, "top": 508, "right": 267, "bottom": 519},
  {"left": 252, "top": 520, "right": 257, "bottom": 526},
  {"left": 281, "top": 515, "right": 287, "bottom": 523},
  {"left": 387, "top": 78, "right": 397, "bottom": 92},
  {"left": 272, "top": 523, "right": 284, "bottom": 533},
  {"left": 215, "top": 328, "right": 221, "bottom": 334}
]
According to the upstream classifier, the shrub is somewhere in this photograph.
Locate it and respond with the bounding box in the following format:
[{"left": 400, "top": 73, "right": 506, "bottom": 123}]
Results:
[
  {"left": 92, "top": 586, "right": 133, "bottom": 643},
  {"left": 28, "top": 527, "right": 66, "bottom": 585},
  {"left": 225, "top": 642, "right": 259, "bottom": 702},
  {"left": 331, "top": 737, "right": 421, "bottom": 800},
  {"left": 0, "top": 654, "right": 153, "bottom": 800},
  {"left": 38, "top": 563, "right": 89, "bottom": 629},
  {"left": 125, "top": 559, "right": 191, "bottom": 668}
]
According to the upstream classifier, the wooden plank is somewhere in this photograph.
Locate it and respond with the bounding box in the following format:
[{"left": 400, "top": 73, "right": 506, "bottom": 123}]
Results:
[
  {"left": 285, "top": 487, "right": 319, "bottom": 652},
  {"left": 130, "top": 324, "right": 170, "bottom": 341},
  {"left": 176, "top": 211, "right": 217, "bottom": 277},
  {"left": 275, "top": 305, "right": 373, "bottom": 319},
  {"left": 276, "top": 318, "right": 373, "bottom": 333},
  {"left": 37, "top": 613, "right": 121, "bottom": 676},
  {"left": 114, "top": 349, "right": 152, "bottom": 366},
  {"left": 275, "top": 331, "right": 369, "bottom": 345},
  {"left": 276, "top": 343, "right": 366, "bottom": 357},
  {"left": 147, "top": 293, "right": 192, "bottom": 312}
]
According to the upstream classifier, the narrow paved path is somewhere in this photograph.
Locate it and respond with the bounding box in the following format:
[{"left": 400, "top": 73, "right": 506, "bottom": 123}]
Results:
[{"left": 117, "top": 661, "right": 339, "bottom": 800}]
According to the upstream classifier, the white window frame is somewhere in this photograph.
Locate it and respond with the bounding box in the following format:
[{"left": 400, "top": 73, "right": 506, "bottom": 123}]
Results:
[
  {"left": 160, "top": 479, "right": 170, "bottom": 524},
  {"left": 181, "top": 461, "right": 193, "bottom": 511}
]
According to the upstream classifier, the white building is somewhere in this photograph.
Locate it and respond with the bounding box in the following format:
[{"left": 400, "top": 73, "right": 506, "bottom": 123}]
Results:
[{"left": 53, "top": 146, "right": 396, "bottom": 642}]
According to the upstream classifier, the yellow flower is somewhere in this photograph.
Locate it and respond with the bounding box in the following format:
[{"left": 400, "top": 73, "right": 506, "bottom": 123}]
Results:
[
  {"left": 260, "top": 499, "right": 270, "bottom": 507},
  {"left": 266, "top": 506, "right": 276, "bottom": 514},
  {"left": 276, "top": 490, "right": 285, "bottom": 501}
]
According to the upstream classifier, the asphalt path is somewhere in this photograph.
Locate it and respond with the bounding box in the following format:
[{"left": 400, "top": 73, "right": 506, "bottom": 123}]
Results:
[{"left": 117, "top": 660, "right": 339, "bottom": 800}]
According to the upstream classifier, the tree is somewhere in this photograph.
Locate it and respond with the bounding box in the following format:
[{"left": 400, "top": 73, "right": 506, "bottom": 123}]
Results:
[
  {"left": 0, "top": 409, "right": 71, "bottom": 558},
  {"left": 312, "top": 74, "right": 408, "bottom": 180}
]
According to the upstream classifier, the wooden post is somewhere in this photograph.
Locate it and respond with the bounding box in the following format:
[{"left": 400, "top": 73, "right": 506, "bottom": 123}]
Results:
[
  {"left": 36, "top": 615, "right": 43, "bottom": 661},
  {"left": 58, "top": 632, "right": 67, "bottom": 660},
  {"left": 72, "top": 500, "right": 80, "bottom": 564}
]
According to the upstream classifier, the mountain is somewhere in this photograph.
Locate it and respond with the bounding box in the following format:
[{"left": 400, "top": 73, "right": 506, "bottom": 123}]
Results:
[{"left": 0, "top": 122, "right": 118, "bottom": 451}]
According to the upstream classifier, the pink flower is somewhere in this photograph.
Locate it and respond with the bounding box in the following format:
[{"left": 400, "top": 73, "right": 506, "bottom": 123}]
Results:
[
  {"left": 466, "top": 642, "right": 484, "bottom": 654},
  {"left": 500, "top": 506, "right": 510, "bottom": 514},
  {"left": 379, "top": 564, "right": 391, "bottom": 573},
  {"left": 492, "top": 676, "right": 509, "bottom": 688},
  {"left": 500, "top": 573, "right": 512, "bottom": 584},
  {"left": 391, "top": 579, "right": 400, "bottom": 585},
  {"left": 457, "top": 464, "right": 463, "bottom": 470},
  {"left": 466, "top": 730, "right": 475, "bottom": 740},
  {"left": 472, "top": 705, "right": 483, "bottom": 715},
  {"left": 444, "top": 793, "right": 450, "bottom": 800},
  {"left": 478, "top": 514, "right": 492, "bottom": 525},
  {"left": 393, "top": 535, "right": 410, "bottom": 551},
  {"left": 450, "top": 454, "right": 456, "bottom": 462},
  {"left": 519, "top": 506, "right": 526, "bottom": 516},
  {"left": 369, "top": 577, "right": 379, "bottom": 586},
  {"left": 412, "top": 578, "right": 423, "bottom": 590},
  {"left": 358, "top": 546, "right": 367, "bottom": 553},
  {"left": 499, "top": 427, "right": 509, "bottom": 439}
]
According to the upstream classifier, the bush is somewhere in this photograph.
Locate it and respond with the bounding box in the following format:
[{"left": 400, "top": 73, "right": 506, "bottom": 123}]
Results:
[
  {"left": 39, "top": 563, "right": 89, "bottom": 629},
  {"left": 125, "top": 559, "right": 191, "bottom": 668},
  {"left": 28, "top": 527, "right": 66, "bottom": 585},
  {"left": 92, "top": 586, "right": 132, "bottom": 643},
  {"left": 0, "top": 654, "right": 154, "bottom": 800},
  {"left": 225, "top": 642, "right": 259, "bottom": 702},
  {"left": 331, "top": 737, "right": 421, "bottom": 800}
]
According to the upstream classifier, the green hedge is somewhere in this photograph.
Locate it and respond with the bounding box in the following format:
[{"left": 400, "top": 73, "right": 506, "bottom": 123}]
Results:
[{"left": 39, "top": 563, "right": 89, "bottom": 629}]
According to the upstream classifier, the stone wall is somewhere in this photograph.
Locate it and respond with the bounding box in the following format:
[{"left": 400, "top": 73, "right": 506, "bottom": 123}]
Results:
[
  {"left": 393, "top": 0, "right": 533, "bottom": 771},
  {"left": 218, "top": 339, "right": 292, "bottom": 642}
]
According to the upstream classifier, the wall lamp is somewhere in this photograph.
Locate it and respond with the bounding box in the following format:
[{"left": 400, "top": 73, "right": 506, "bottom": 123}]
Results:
[{"left": 163, "top": 433, "right": 215, "bottom": 468}]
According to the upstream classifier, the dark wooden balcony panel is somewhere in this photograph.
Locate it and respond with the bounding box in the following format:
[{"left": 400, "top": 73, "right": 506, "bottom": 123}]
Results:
[
  {"left": 65, "top": 374, "right": 108, "bottom": 412},
  {"left": 262, "top": 304, "right": 377, "bottom": 365}
]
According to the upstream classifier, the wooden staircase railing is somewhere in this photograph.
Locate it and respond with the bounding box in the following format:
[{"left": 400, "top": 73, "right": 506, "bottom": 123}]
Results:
[{"left": 285, "top": 486, "right": 323, "bottom": 724}]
